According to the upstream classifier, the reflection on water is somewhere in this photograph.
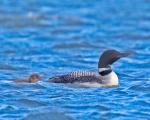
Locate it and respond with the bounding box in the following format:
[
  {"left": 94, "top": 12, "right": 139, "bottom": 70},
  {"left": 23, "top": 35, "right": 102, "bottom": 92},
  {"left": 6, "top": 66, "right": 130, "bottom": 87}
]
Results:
[{"left": 0, "top": 0, "right": 150, "bottom": 120}]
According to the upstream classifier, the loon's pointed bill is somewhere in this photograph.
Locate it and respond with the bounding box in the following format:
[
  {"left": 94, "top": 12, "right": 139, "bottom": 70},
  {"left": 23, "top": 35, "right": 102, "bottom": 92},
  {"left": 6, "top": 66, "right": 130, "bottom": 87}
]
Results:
[
  {"left": 118, "top": 50, "right": 134, "bottom": 58},
  {"left": 48, "top": 49, "right": 133, "bottom": 87}
]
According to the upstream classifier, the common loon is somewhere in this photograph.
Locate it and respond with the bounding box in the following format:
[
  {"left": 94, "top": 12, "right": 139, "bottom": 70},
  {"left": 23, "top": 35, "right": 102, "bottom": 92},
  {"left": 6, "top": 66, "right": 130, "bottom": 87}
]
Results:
[
  {"left": 14, "top": 73, "right": 41, "bottom": 83},
  {"left": 48, "top": 49, "right": 132, "bottom": 87}
]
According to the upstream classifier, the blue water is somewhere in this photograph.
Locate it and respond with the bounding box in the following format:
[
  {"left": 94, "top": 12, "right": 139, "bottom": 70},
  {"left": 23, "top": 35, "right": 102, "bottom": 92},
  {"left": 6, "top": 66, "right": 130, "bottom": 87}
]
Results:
[{"left": 0, "top": 0, "right": 150, "bottom": 120}]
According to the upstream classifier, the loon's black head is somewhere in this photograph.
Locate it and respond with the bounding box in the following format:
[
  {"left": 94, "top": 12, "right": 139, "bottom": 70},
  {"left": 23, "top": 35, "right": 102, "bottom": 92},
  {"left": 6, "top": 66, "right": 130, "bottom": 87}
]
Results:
[{"left": 98, "top": 49, "right": 132, "bottom": 69}]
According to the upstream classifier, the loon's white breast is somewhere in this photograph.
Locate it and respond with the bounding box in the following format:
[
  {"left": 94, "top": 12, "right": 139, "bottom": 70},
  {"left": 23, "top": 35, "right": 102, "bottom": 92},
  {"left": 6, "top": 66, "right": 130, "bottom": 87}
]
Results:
[{"left": 100, "top": 71, "right": 119, "bottom": 86}]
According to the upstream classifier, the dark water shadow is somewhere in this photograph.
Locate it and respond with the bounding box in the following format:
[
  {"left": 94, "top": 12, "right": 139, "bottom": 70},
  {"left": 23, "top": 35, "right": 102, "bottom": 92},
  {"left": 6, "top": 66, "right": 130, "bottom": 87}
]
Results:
[{"left": 22, "top": 109, "right": 75, "bottom": 120}]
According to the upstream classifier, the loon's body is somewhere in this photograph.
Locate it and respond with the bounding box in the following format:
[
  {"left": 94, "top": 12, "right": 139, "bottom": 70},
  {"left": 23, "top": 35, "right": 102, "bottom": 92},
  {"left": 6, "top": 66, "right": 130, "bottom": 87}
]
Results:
[
  {"left": 49, "top": 71, "right": 99, "bottom": 83},
  {"left": 49, "top": 70, "right": 118, "bottom": 87},
  {"left": 48, "top": 49, "right": 132, "bottom": 87}
]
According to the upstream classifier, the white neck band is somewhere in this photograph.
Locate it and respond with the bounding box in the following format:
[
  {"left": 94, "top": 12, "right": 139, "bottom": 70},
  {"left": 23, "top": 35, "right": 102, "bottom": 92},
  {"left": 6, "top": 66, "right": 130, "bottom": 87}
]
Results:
[{"left": 98, "top": 67, "right": 110, "bottom": 72}]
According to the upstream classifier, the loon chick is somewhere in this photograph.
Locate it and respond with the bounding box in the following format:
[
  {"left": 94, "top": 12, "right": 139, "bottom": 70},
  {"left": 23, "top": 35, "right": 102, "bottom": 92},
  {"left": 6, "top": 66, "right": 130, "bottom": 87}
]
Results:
[
  {"left": 14, "top": 73, "right": 41, "bottom": 83},
  {"left": 48, "top": 49, "right": 132, "bottom": 87}
]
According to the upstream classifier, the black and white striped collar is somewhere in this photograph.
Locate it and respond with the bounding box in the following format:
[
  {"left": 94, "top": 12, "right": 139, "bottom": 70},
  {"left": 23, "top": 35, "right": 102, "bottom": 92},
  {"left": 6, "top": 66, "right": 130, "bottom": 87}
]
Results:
[{"left": 98, "top": 67, "right": 112, "bottom": 76}]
